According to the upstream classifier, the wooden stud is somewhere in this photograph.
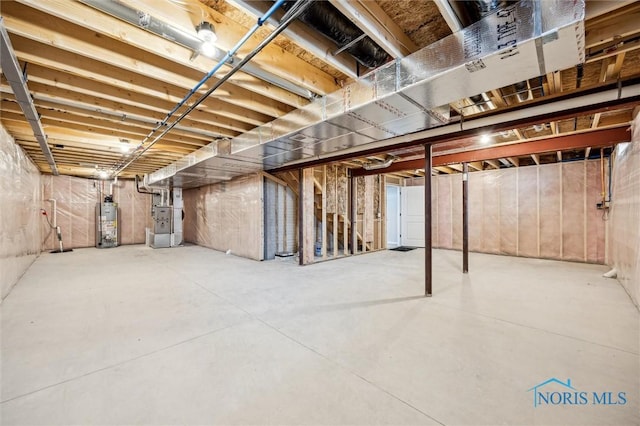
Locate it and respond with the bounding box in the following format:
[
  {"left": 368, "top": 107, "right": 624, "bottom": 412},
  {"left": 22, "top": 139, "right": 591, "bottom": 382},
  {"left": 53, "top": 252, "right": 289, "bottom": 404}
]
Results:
[{"left": 322, "top": 165, "right": 327, "bottom": 260}]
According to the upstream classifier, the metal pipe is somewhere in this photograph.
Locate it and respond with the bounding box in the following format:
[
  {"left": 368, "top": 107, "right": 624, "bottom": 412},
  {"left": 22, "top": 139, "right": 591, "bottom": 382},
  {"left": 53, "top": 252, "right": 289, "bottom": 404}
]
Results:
[
  {"left": 424, "top": 144, "right": 433, "bottom": 297},
  {"left": 109, "top": 176, "right": 118, "bottom": 196},
  {"left": 46, "top": 199, "right": 57, "bottom": 228},
  {"left": 114, "top": 0, "right": 308, "bottom": 176},
  {"left": 78, "top": 0, "right": 313, "bottom": 100},
  {"left": 462, "top": 162, "right": 469, "bottom": 273},
  {"left": 226, "top": 0, "right": 358, "bottom": 78},
  {"left": 600, "top": 148, "right": 606, "bottom": 205},
  {"left": 0, "top": 18, "right": 58, "bottom": 175}
]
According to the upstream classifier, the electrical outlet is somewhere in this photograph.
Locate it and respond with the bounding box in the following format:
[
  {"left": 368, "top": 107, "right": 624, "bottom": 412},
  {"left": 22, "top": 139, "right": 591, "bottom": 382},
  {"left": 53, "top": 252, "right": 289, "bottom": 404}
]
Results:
[{"left": 596, "top": 201, "right": 610, "bottom": 210}]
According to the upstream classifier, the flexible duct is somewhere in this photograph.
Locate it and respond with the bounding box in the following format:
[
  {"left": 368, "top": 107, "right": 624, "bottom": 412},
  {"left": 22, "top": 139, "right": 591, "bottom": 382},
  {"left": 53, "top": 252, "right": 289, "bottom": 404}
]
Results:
[
  {"left": 282, "top": 1, "right": 389, "bottom": 69},
  {"left": 448, "top": 0, "right": 518, "bottom": 28}
]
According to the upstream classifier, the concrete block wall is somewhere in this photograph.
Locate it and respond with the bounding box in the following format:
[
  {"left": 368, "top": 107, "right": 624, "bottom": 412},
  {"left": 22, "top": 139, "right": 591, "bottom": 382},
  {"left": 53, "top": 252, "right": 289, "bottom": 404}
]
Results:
[{"left": 0, "top": 124, "right": 41, "bottom": 301}]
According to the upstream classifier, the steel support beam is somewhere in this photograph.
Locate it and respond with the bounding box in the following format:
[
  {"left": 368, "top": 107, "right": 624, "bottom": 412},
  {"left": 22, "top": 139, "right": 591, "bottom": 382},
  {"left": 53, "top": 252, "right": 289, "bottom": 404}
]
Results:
[
  {"left": 272, "top": 79, "right": 640, "bottom": 173},
  {"left": 424, "top": 144, "right": 433, "bottom": 297},
  {"left": 462, "top": 162, "right": 469, "bottom": 274},
  {"left": 351, "top": 127, "right": 630, "bottom": 177}
]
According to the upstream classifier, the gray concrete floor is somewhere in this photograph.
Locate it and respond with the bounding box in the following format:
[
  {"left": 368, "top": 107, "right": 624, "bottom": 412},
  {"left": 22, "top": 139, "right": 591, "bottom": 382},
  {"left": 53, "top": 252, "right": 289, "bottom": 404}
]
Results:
[{"left": 1, "top": 245, "right": 638, "bottom": 425}]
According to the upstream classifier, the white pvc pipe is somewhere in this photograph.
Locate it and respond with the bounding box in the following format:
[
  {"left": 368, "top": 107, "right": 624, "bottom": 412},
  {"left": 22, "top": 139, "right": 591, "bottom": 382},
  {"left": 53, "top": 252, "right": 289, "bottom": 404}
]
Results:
[{"left": 46, "top": 198, "right": 57, "bottom": 227}]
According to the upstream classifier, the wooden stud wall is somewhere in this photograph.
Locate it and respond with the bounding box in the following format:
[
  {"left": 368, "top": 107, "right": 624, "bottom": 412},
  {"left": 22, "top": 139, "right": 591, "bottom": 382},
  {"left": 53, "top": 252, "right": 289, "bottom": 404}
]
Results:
[{"left": 278, "top": 165, "right": 385, "bottom": 265}]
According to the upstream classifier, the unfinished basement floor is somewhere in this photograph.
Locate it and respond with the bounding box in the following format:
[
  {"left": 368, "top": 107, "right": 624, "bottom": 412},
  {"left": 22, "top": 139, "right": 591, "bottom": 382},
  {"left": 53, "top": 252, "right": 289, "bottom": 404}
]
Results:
[{"left": 1, "top": 245, "right": 638, "bottom": 425}]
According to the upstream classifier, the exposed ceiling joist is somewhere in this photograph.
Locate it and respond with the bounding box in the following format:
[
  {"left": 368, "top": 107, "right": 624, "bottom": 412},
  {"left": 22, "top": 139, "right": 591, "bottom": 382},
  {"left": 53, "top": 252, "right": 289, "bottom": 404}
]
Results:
[{"left": 329, "top": 0, "right": 418, "bottom": 58}]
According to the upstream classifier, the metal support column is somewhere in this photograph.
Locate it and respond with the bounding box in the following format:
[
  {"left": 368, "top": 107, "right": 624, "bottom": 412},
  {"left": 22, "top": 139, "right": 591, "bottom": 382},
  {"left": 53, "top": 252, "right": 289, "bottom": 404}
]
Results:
[
  {"left": 350, "top": 172, "right": 357, "bottom": 255},
  {"left": 462, "top": 162, "right": 469, "bottom": 273},
  {"left": 424, "top": 144, "right": 433, "bottom": 297},
  {"left": 298, "top": 168, "right": 304, "bottom": 265}
]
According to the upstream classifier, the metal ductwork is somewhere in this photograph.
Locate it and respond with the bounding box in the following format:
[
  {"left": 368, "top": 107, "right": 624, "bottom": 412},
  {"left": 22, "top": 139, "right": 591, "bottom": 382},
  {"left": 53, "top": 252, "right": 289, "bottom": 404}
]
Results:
[
  {"left": 148, "top": 0, "right": 586, "bottom": 189},
  {"left": 282, "top": 1, "right": 390, "bottom": 69},
  {"left": 448, "top": 0, "right": 518, "bottom": 28},
  {"left": 0, "top": 17, "right": 58, "bottom": 175},
  {"left": 78, "top": 0, "right": 315, "bottom": 100}
]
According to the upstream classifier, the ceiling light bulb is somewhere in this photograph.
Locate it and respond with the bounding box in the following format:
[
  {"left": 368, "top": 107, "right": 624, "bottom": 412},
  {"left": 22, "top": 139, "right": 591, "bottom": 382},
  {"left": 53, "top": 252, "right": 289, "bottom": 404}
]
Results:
[
  {"left": 99, "top": 171, "right": 109, "bottom": 179},
  {"left": 196, "top": 21, "right": 217, "bottom": 44},
  {"left": 200, "top": 41, "right": 217, "bottom": 57},
  {"left": 120, "top": 143, "right": 131, "bottom": 153},
  {"left": 480, "top": 134, "right": 491, "bottom": 144}
]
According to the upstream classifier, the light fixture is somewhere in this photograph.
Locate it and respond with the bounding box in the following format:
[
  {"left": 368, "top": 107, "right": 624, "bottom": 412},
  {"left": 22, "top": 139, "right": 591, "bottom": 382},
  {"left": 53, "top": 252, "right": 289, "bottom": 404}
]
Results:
[
  {"left": 480, "top": 134, "right": 492, "bottom": 144},
  {"left": 119, "top": 139, "right": 131, "bottom": 153},
  {"left": 196, "top": 21, "right": 217, "bottom": 57},
  {"left": 98, "top": 170, "right": 109, "bottom": 179},
  {"left": 533, "top": 123, "right": 547, "bottom": 132}
]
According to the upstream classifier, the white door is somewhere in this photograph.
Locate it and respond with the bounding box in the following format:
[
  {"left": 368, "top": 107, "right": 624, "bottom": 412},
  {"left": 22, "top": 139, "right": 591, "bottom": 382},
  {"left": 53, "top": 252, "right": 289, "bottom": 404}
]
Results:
[
  {"left": 401, "top": 186, "right": 425, "bottom": 247},
  {"left": 386, "top": 185, "right": 400, "bottom": 248}
]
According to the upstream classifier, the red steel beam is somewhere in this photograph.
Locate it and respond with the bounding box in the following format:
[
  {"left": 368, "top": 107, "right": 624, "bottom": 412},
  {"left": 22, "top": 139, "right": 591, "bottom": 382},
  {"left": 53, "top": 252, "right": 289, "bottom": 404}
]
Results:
[{"left": 352, "top": 126, "right": 630, "bottom": 176}]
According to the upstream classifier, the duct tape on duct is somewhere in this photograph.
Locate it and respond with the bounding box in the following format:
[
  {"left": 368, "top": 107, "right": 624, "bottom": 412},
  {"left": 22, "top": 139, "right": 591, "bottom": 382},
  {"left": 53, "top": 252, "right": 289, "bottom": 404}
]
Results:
[{"left": 148, "top": 0, "right": 585, "bottom": 188}]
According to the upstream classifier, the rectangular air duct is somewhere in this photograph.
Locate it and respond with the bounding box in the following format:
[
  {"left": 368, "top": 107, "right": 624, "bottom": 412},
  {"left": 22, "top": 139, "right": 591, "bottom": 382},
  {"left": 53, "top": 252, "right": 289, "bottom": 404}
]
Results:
[{"left": 148, "top": 0, "right": 585, "bottom": 188}]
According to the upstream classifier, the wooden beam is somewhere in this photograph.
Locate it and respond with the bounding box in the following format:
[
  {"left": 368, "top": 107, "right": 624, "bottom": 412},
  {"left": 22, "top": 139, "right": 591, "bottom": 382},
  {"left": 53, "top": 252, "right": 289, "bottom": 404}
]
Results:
[
  {"left": 585, "top": 147, "right": 592, "bottom": 159},
  {"left": 301, "top": 168, "right": 315, "bottom": 264},
  {"left": 485, "top": 159, "right": 501, "bottom": 169},
  {"left": 531, "top": 154, "right": 540, "bottom": 165},
  {"left": 329, "top": 0, "right": 418, "bottom": 58},
  {"left": 513, "top": 129, "right": 525, "bottom": 140},
  {"left": 490, "top": 89, "right": 507, "bottom": 108},
  {"left": 468, "top": 161, "right": 484, "bottom": 171},
  {"left": 592, "top": 113, "right": 602, "bottom": 129},
  {"left": 557, "top": 151, "right": 563, "bottom": 162},
  {"left": 16, "top": 0, "right": 336, "bottom": 100},
  {"left": 434, "top": 166, "right": 456, "bottom": 174},
  {"left": 2, "top": 7, "right": 299, "bottom": 117},
  {"left": 507, "top": 157, "right": 520, "bottom": 167},
  {"left": 585, "top": 2, "right": 640, "bottom": 49},
  {"left": 321, "top": 166, "right": 327, "bottom": 260}
]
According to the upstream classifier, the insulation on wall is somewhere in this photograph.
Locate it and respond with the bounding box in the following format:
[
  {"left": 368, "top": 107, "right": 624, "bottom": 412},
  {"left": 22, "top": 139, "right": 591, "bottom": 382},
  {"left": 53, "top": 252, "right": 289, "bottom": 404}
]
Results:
[
  {"left": 609, "top": 113, "right": 640, "bottom": 308},
  {"left": 41, "top": 176, "right": 150, "bottom": 250},
  {"left": 424, "top": 160, "right": 607, "bottom": 263},
  {"left": 183, "top": 173, "right": 263, "bottom": 260},
  {"left": 0, "top": 124, "right": 41, "bottom": 301}
]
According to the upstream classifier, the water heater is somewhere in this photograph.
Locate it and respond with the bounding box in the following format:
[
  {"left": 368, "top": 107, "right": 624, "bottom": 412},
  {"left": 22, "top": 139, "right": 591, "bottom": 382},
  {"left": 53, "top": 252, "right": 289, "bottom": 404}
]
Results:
[{"left": 96, "top": 195, "right": 119, "bottom": 248}]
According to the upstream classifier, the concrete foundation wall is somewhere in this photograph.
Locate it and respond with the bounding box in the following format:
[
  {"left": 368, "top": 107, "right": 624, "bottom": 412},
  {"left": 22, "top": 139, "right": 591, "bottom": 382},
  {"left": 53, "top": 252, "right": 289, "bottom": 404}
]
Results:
[
  {"left": 41, "top": 176, "right": 151, "bottom": 250},
  {"left": 0, "top": 124, "right": 41, "bottom": 302},
  {"left": 609, "top": 113, "right": 640, "bottom": 308},
  {"left": 424, "top": 160, "right": 607, "bottom": 263},
  {"left": 183, "top": 174, "right": 263, "bottom": 260}
]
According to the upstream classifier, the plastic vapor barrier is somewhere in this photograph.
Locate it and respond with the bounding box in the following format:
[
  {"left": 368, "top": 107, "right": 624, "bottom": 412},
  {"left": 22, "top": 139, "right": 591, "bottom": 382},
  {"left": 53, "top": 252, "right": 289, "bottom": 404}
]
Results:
[
  {"left": 183, "top": 173, "right": 263, "bottom": 260},
  {"left": 0, "top": 124, "right": 41, "bottom": 301},
  {"left": 409, "top": 160, "right": 607, "bottom": 263},
  {"left": 609, "top": 114, "right": 640, "bottom": 308},
  {"left": 41, "top": 176, "right": 151, "bottom": 250}
]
